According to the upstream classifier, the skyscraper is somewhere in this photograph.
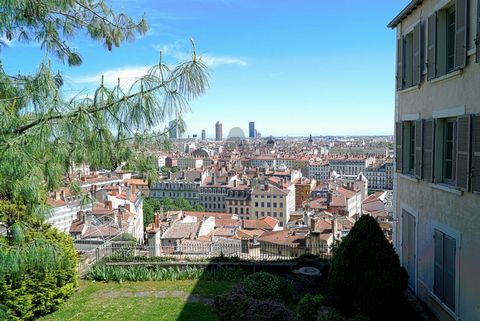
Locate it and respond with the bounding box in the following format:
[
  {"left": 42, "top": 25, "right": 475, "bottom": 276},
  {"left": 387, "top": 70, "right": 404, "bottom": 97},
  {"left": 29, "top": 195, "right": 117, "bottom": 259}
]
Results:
[
  {"left": 201, "top": 129, "right": 206, "bottom": 141},
  {"left": 215, "top": 121, "right": 222, "bottom": 141},
  {"left": 249, "top": 122, "right": 255, "bottom": 138},
  {"left": 168, "top": 120, "right": 178, "bottom": 139}
]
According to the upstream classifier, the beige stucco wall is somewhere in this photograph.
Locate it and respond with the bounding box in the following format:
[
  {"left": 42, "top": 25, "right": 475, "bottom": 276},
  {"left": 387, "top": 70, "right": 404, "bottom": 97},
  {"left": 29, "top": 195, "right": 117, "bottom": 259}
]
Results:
[{"left": 394, "top": 1, "right": 480, "bottom": 321}]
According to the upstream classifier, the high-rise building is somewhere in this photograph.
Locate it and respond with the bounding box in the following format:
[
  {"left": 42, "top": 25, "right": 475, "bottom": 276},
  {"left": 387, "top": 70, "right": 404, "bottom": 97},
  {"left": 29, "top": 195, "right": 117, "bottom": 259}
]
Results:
[
  {"left": 168, "top": 120, "right": 178, "bottom": 139},
  {"left": 215, "top": 121, "right": 222, "bottom": 141},
  {"left": 389, "top": 2, "right": 480, "bottom": 320},
  {"left": 201, "top": 129, "right": 206, "bottom": 141},
  {"left": 249, "top": 122, "right": 255, "bottom": 138}
]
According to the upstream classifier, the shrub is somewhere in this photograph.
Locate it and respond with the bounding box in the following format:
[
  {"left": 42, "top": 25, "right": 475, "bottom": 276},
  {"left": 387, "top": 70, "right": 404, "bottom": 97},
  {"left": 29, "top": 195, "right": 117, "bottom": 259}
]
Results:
[
  {"left": 279, "top": 278, "right": 294, "bottom": 303},
  {"left": 327, "top": 215, "right": 407, "bottom": 319},
  {"left": 244, "top": 299, "right": 296, "bottom": 321},
  {"left": 350, "top": 313, "right": 370, "bottom": 321},
  {"left": 0, "top": 223, "right": 78, "bottom": 321},
  {"left": 243, "top": 272, "right": 280, "bottom": 300},
  {"left": 213, "top": 288, "right": 254, "bottom": 321},
  {"left": 85, "top": 264, "right": 244, "bottom": 282},
  {"left": 317, "top": 310, "right": 346, "bottom": 321},
  {"left": 297, "top": 294, "right": 324, "bottom": 321},
  {"left": 213, "top": 287, "right": 295, "bottom": 321}
]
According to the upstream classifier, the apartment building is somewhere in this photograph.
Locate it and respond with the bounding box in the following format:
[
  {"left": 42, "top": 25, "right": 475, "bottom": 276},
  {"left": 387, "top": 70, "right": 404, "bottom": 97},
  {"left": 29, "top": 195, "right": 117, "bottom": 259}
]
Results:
[
  {"left": 308, "top": 161, "right": 330, "bottom": 181},
  {"left": 225, "top": 185, "right": 251, "bottom": 220},
  {"left": 329, "top": 156, "right": 376, "bottom": 176},
  {"left": 176, "top": 157, "right": 203, "bottom": 170},
  {"left": 389, "top": 1, "right": 480, "bottom": 320},
  {"left": 199, "top": 175, "right": 230, "bottom": 212},
  {"left": 149, "top": 171, "right": 203, "bottom": 206},
  {"left": 250, "top": 183, "right": 295, "bottom": 227}
]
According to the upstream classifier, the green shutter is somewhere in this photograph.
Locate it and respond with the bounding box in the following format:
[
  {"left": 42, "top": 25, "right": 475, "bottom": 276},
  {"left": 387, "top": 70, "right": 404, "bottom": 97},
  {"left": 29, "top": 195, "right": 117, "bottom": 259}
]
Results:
[
  {"left": 396, "top": 122, "right": 403, "bottom": 173},
  {"left": 433, "top": 230, "right": 444, "bottom": 300},
  {"left": 443, "top": 235, "right": 456, "bottom": 311},
  {"left": 413, "top": 22, "right": 422, "bottom": 86},
  {"left": 472, "top": 114, "right": 480, "bottom": 193},
  {"left": 427, "top": 13, "right": 437, "bottom": 80},
  {"left": 454, "top": 0, "right": 468, "bottom": 69},
  {"left": 415, "top": 120, "right": 423, "bottom": 179},
  {"left": 397, "top": 38, "right": 404, "bottom": 90},
  {"left": 422, "top": 120, "right": 435, "bottom": 182},
  {"left": 477, "top": 0, "right": 480, "bottom": 63},
  {"left": 456, "top": 115, "right": 471, "bottom": 191}
]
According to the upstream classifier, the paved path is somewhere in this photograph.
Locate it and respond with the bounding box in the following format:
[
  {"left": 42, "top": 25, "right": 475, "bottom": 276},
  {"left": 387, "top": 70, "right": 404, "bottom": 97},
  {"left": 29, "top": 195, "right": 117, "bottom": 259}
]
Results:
[{"left": 99, "top": 290, "right": 214, "bottom": 305}]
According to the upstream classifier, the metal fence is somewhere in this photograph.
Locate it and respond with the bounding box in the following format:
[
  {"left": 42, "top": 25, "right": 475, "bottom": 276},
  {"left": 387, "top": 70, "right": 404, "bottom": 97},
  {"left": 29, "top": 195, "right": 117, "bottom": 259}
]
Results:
[{"left": 96, "top": 240, "right": 331, "bottom": 263}]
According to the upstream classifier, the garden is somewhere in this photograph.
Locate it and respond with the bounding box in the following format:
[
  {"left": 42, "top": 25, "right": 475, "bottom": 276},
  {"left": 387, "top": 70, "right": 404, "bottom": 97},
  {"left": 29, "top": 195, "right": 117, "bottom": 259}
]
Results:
[{"left": 40, "top": 216, "right": 428, "bottom": 321}]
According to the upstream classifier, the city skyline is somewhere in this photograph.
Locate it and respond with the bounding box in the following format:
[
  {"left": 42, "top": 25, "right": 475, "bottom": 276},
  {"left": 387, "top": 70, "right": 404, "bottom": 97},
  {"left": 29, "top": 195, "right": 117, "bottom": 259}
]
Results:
[{"left": 1, "top": 0, "right": 411, "bottom": 137}]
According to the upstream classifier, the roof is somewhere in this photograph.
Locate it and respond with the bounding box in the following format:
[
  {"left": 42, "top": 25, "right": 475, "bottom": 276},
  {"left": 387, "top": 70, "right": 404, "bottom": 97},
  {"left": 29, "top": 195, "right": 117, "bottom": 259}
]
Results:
[
  {"left": 162, "top": 221, "right": 200, "bottom": 239},
  {"left": 258, "top": 229, "right": 307, "bottom": 246},
  {"left": 387, "top": 0, "right": 423, "bottom": 28},
  {"left": 243, "top": 216, "right": 279, "bottom": 231}
]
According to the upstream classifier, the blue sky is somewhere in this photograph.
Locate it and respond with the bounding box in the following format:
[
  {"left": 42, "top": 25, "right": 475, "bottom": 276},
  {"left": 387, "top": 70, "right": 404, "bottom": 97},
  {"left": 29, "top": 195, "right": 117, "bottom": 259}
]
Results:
[{"left": 1, "top": 0, "right": 411, "bottom": 137}]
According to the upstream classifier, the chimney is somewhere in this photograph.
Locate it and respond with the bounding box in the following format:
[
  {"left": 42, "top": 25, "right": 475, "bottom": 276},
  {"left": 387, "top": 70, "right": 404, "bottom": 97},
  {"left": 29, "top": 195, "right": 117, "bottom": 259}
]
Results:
[
  {"left": 310, "top": 217, "right": 316, "bottom": 232},
  {"left": 60, "top": 190, "right": 65, "bottom": 200},
  {"left": 332, "top": 218, "right": 338, "bottom": 240},
  {"left": 77, "top": 210, "right": 84, "bottom": 223},
  {"left": 126, "top": 187, "right": 132, "bottom": 201},
  {"left": 326, "top": 192, "right": 332, "bottom": 206},
  {"left": 54, "top": 191, "right": 61, "bottom": 201},
  {"left": 264, "top": 183, "right": 269, "bottom": 191},
  {"left": 233, "top": 180, "right": 238, "bottom": 188},
  {"left": 154, "top": 212, "right": 160, "bottom": 229}
]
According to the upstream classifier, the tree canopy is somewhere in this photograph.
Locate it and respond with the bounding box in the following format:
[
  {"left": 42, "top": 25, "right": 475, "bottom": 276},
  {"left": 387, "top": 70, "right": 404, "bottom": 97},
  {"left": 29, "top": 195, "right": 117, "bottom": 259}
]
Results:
[{"left": 0, "top": 1, "right": 209, "bottom": 318}]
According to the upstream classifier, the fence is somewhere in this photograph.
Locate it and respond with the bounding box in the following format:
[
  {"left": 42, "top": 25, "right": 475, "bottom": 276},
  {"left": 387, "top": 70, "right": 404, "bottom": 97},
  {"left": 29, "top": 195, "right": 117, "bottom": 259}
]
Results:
[{"left": 97, "top": 240, "right": 331, "bottom": 263}]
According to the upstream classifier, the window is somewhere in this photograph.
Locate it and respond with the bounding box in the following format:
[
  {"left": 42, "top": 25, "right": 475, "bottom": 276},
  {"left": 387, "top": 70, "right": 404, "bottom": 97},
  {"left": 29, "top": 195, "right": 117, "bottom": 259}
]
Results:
[
  {"left": 261, "top": 202, "right": 264, "bottom": 207},
  {"left": 273, "top": 202, "right": 277, "bottom": 208},
  {"left": 267, "top": 202, "right": 271, "bottom": 208},
  {"left": 428, "top": 1, "right": 467, "bottom": 79},
  {"left": 434, "top": 229, "right": 456, "bottom": 312},
  {"left": 279, "top": 202, "right": 283, "bottom": 208},
  {"left": 444, "top": 119, "right": 457, "bottom": 183}
]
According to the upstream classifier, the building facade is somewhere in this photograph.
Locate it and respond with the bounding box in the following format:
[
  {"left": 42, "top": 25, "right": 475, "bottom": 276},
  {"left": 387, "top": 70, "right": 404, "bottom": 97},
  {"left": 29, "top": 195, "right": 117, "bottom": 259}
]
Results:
[{"left": 389, "top": 1, "right": 480, "bottom": 320}]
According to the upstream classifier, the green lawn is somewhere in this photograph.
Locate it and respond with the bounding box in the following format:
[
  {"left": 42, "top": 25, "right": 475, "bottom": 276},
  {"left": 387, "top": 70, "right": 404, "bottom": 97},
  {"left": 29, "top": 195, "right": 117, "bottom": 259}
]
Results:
[{"left": 41, "top": 279, "right": 239, "bottom": 321}]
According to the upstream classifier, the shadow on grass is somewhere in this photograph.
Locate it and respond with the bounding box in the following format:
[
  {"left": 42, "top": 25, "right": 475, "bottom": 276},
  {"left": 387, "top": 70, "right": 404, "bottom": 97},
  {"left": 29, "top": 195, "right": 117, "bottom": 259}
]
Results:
[{"left": 175, "top": 259, "right": 330, "bottom": 321}]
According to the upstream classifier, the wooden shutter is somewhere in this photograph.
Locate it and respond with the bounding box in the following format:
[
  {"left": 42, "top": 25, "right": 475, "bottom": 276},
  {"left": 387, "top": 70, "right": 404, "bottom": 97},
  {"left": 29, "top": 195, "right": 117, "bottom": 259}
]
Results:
[
  {"left": 396, "top": 121, "right": 403, "bottom": 173},
  {"left": 413, "top": 22, "right": 422, "bottom": 86},
  {"left": 433, "top": 230, "right": 444, "bottom": 300},
  {"left": 422, "top": 120, "right": 435, "bottom": 182},
  {"left": 427, "top": 13, "right": 437, "bottom": 80},
  {"left": 415, "top": 120, "right": 423, "bottom": 179},
  {"left": 472, "top": 114, "right": 480, "bottom": 193},
  {"left": 477, "top": 0, "right": 480, "bottom": 63},
  {"left": 456, "top": 115, "right": 471, "bottom": 190},
  {"left": 397, "top": 38, "right": 404, "bottom": 90},
  {"left": 443, "top": 235, "right": 456, "bottom": 311},
  {"left": 454, "top": 0, "right": 468, "bottom": 69}
]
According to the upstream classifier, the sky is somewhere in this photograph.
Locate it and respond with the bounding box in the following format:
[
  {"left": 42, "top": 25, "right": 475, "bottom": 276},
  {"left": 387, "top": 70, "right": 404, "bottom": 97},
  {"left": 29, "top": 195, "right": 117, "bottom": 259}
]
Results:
[{"left": 1, "top": 0, "right": 411, "bottom": 138}]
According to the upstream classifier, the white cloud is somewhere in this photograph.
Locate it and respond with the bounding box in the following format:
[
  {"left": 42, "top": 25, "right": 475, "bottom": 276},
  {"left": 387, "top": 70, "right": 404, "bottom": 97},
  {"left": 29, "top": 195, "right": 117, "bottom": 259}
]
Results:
[
  {"left": 153, "top": 40, "right": 247, "bottom": 68},
  {"left": 73, "top": 66, "right": 151, "bottom": 86},
  {"left": 199, "top": 54, "right": 247, "bottom": 67}
]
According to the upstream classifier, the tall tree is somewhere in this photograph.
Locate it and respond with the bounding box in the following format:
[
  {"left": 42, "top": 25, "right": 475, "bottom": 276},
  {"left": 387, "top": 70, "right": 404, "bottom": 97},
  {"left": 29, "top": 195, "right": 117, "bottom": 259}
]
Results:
[{"left": 0, "top": 1, "right": 209, "bottom": 319}]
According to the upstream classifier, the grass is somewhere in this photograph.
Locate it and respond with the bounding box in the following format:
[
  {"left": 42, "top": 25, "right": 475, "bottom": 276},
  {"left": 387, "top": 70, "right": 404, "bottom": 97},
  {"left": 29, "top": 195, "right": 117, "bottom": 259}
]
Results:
[{"left": 40, "top": 279, "right": 240, "bottom": 321}]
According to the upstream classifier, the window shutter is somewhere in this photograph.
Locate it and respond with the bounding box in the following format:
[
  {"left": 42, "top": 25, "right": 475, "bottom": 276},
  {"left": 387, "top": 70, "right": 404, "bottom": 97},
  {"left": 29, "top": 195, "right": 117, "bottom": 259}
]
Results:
[
  {"left": 477, "top": 0, "right": 480, "bottom": 63},
  {"left": 456, "top": 115, "right": 471, "bottom": 191},
  {"left": 422, "top": 120, "right": 435, "bottom": 182},
  {"left": 397, "top": 38, "right": 404, "bottom": 90},
  {"left": 443, "top": 235, "right": 456, "bottom": 311},
  {"left": 433, "top": 230, "right": 444, "bottom": 300},
  {"left": 415, "top": 120, "right": 423, "bottom": 179},
  {"left": 472, "top": 114, "right": 480, "bottom": 193},
  {"left": 396, "top": 121, "right": 403, "bottom": 173},
  {"left": 427, "top": 13, "right": 437, "bottom": 80},
  {"left": 454, "top": 0, "right": 468, "bottom": 69},
  {"left": 413, "top": 22, "right": 422, "bottom": 86}
]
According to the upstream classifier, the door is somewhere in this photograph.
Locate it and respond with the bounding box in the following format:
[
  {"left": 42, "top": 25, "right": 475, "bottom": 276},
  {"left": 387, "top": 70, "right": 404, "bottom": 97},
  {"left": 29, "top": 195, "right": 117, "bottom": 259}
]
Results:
[{"left": 402, "top": 209, "right": 416, "bottom": 292}]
